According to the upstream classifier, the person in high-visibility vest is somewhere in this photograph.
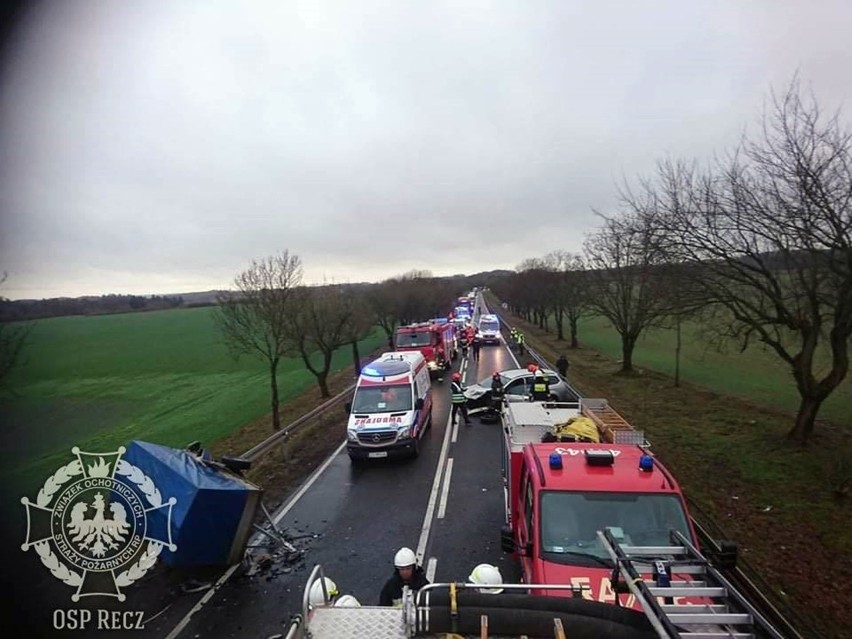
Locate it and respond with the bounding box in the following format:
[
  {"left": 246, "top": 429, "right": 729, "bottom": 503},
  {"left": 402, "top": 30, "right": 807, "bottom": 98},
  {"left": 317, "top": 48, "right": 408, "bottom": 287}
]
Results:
[
  {"left": 530, "top": 369, "right": 550, "bottom": 401},
  {"left": 516, "top": 332, "right": 525, "bottom": 355},
  {"left": 450, "top": 372, "right": 471, "bottom": 425}
]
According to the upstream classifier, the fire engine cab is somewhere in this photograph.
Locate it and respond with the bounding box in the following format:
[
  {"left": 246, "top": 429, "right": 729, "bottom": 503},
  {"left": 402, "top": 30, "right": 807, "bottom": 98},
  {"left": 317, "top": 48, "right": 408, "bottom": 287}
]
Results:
[
  {"left": 393, "top": 322, "right": 457, "bottom": 377},
  {"left": 499, "top": 399, "right": 699, "bottom": 608}
]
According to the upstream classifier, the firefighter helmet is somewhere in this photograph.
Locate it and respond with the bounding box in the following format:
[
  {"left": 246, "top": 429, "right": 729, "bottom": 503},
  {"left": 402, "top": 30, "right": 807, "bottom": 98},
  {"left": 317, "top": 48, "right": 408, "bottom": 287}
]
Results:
[
  {"left": 394, "top": 547, "right": 417, "bottom": 568},
  {"left": 527, "top": 363, "right": 538, "bottom": 372},
  {"left": 309, "top": 577, "right": 339, "bottom": 605},
  {"left": 492, "top": 371, "right": 501, "bottom": 380},
  {"left": 452, "top": 372, "right": 461, "bottom": 382},
  {"left": 334, "top": 594, "right": 361, "bottom": 607},
  {"left": 468, "top": 563, "right": 504, "bottom": 594}
]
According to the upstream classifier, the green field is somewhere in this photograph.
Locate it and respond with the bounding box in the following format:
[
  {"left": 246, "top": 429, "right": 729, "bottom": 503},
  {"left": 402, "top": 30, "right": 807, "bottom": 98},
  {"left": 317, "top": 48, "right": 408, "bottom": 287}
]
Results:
[
  {"left": 0, "top": 306, "right": 385, "bottom": 494},
  {"left": 572, "top": 315, "right": 852, "bottom": 425}
]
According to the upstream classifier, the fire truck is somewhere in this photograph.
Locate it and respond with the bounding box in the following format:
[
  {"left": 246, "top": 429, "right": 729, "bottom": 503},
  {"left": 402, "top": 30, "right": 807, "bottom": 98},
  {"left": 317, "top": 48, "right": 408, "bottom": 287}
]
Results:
[
  {"left": 498, "top": 398, "right": 700, "bottom": 605},
  {"left": 393, "top": 321, "right": 457, "bottom": 377}
]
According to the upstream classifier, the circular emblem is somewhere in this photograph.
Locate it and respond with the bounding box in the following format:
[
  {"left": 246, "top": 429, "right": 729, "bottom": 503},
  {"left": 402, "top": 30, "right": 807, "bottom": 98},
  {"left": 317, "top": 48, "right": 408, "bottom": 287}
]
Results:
[
  {"left": 21, "top": 446, "right": 177, "bottom": 602},
  {"left": 372, "top": 433, "right": 381, "bottom": 443}
]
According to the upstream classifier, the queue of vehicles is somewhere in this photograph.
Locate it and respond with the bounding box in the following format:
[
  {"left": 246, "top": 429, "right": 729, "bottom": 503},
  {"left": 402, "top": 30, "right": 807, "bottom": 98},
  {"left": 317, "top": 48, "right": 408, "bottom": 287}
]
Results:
[{"left": 329, "top": 292, "right": 783, "bottom": 637}]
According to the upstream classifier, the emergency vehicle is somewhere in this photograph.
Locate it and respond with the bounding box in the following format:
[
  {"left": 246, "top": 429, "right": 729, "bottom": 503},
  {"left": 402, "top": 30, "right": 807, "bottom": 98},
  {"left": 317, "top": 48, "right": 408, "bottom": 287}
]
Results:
[
  {"left": 498, "top": 399, "right": 700, "bottom": 608},
  {"left": 345, "top": 352, "right": 432, "bottom": 461},
  {"left": 476, "top": 313, "right": 502, "bottom": 345},
  {"left": 393, "top": 322, "right": 457, "bottom": 377}
]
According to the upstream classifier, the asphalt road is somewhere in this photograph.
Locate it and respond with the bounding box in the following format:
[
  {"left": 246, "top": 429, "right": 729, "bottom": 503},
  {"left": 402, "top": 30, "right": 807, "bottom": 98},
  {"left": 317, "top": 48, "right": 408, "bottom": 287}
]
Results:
[{"left": 1, "top": 298, "right": 530, "bottom": 638}]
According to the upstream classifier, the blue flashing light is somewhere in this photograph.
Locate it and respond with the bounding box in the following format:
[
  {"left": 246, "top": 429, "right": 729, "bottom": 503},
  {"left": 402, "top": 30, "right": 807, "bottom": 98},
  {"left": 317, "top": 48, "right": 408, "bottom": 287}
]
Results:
[
  {"left": 363, "top": 367, "right": 381, "bottom": 377},
  {"left": 548, "top": 452, "right": 563, "bottom": 470},
  {"left": 639, "top": 454, "right": 655, "bottom": 472}
]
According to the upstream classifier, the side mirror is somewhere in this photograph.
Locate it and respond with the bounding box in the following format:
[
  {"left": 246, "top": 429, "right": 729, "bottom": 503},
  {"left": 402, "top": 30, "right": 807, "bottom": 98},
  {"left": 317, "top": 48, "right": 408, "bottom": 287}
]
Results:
[
  {"left": 500, "top": 525, "right": 515, "bottom": 553},
  {"left": 415, "top": 398, "right": 424, "bottom": 410},
  {"left": 344, "top": 402, "right": 352, "bottom": 413}
]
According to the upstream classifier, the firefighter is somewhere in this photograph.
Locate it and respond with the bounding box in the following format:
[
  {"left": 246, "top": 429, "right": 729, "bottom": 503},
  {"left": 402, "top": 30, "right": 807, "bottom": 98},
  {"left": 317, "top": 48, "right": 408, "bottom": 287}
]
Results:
[
  {"left": 516, "top": 331, "right": 525, "bottom": 355},
  {"left": 334, "top": 594, "right": 361, "bottom": 607},
  {"left": 556, "top": 354, "right": 569, "bottom": 378},
  {"left": 490, "top": 371, "right": 504, "bottom": 412},
  {"left": 471, "top": 334, "right": 482, "bottom": 361},
  {"left": 468, "top": 563, "right": 505, "bottom": 594},
  {"left": 450, "top": 372, "right": 471, "bottom": 426},
  {"left": 309, "top": 577, "right": 339, "bottom": 607},
  {"left": 530, "top": 369, "right": 550, "bottom": 401},
  {"left": 379, "top": 547, "right": 430, "bottom": 607}
]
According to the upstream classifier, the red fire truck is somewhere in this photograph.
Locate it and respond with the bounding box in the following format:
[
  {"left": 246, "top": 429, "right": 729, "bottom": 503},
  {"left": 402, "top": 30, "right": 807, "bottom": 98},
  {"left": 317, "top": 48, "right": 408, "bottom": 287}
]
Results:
[
  {"left": 499, "top": 399, "right": 700, "bottom": 607},
  {"left": 393, "top": 322, "right": 457, "bottom": 378}
]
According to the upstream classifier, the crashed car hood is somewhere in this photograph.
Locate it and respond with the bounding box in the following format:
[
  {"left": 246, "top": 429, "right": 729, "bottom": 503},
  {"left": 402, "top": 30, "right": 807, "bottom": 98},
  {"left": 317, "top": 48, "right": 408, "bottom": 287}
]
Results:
[{"left": 464, "top": 384, "right": 490, "bottom": 401}]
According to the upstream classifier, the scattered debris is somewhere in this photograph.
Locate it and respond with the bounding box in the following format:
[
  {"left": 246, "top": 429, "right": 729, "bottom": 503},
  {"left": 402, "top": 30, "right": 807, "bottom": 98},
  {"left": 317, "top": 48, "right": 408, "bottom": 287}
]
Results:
[
  {"left": 181, "top": 579, "right": 213, "bottom": 594},
  {"left": 762, "top": 506, "right": 772, "bottom": 512}
]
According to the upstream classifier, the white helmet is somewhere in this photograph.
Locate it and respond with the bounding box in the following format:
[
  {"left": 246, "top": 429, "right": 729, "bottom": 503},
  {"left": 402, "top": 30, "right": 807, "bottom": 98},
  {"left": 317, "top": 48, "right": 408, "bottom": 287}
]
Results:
[
  {"left": 394, "top": 547, "right": 417, "bottom": 568},
  {"left": 334, "top": 594, "right": 361, "bottom": 607},
  {"left": 309, "top": 577, "right": 339, "bottom": 606},
  {"left": 468, "top": 563, "right": 504, "bottom": 594}
]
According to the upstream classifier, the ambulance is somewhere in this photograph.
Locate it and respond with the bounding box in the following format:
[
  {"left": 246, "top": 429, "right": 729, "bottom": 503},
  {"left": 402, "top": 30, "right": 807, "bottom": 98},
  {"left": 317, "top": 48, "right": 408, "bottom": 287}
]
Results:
[{"left": 345, "top": 352, "right": 432, "bottom": 462}]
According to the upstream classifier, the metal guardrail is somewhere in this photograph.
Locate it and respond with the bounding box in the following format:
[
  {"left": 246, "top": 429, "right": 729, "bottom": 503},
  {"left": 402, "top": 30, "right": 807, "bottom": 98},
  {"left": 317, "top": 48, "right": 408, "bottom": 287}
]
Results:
[{"left": 241, "top": 383, "right": 356, "bottom": 462}]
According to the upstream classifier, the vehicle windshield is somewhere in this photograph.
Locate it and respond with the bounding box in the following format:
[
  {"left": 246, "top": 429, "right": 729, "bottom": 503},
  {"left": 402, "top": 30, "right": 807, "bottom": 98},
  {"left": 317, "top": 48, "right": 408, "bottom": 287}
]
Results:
[
  {"left": 395, "top": 331, "right": 432, "bottom": 347},
  {"left": 539, "top": 491, "right": 691, "bottom": 565},
  {"left": 351, "top": 385, "right": 412, "bottom": 414},
  {"left": 480, "top": 319, "right": 500, "bottom": 332}
]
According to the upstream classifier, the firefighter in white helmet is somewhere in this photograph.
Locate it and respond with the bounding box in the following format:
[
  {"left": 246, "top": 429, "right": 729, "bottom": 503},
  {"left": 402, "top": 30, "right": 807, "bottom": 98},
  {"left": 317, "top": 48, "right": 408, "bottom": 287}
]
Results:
[
  {"left": 334, "top": 594, "right": 361, "bottom": 607},
  {"left": 468, "top": 563, "right": 504, "bottom": 594},
  {"left": 308, "top": 577, "right": 339, "bottom": 606},
  {"left": 379, "top": 546, "right": 430, "bottom": 606}
]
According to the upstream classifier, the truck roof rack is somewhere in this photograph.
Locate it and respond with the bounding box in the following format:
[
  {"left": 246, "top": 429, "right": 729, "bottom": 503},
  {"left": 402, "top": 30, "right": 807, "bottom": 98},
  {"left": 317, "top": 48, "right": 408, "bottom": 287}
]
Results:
[{"left": 597, "top": 528, "right": 785, "bottom": 639}]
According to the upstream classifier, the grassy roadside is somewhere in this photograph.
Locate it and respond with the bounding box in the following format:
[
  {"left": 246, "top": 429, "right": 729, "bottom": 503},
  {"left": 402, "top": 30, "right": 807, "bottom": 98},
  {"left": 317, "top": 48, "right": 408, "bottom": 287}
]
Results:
[{"left": 504, "top": 312, "right": 850, "bottom": 638}]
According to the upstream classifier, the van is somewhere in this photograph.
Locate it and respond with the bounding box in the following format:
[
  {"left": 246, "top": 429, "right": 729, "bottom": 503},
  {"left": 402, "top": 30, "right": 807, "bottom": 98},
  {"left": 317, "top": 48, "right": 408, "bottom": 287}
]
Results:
[
  {"left": 345, "top": 351, "right": 432, "bottom": 461},
  {"left": 477, "top": 314, "right": 501, "bottom": 344}
]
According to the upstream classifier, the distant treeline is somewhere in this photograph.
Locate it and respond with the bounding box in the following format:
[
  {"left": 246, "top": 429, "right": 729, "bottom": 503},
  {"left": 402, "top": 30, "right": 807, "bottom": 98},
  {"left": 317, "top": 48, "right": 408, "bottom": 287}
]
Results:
[{"left": 0, "top": 294, "right": 199, "bottom": 321}]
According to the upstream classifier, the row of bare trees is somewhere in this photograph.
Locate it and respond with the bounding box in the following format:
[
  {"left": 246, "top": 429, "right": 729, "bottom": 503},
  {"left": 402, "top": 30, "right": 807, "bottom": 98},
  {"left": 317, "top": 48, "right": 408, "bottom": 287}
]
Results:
[
  {"left": 496, "top": 82, "right": 851, "bottom": 445},
  {"left": 214, "top": 254, "right": 472, "bottom": 430}
]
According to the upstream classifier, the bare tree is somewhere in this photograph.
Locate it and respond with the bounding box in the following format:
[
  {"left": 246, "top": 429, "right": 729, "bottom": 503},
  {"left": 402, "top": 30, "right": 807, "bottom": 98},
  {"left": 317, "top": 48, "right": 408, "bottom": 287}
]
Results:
[
  {"left": 289, "top": 285, "right": 356, "bottom": 398},
  {"left": 655, "top": 82, "right": 852, "bottom": 444},
  {"left": 583, "top": 206, "right": 675, "bottom": 373},
  {"left": 214, "top": 252, "right": 302, "bottom": 430},
  {"left": 340, "top": 287, "right": 375, "bottom": 377},
  {"left": 0, "top": 274, "right": 34, "bottom": 393}
]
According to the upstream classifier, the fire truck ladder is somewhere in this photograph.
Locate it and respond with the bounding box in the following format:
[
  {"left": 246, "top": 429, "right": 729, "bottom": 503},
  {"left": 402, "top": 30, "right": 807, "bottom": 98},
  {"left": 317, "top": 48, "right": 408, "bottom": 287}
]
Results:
[{"left": 598, "top": 528, "right": 785, "bottom": 639}]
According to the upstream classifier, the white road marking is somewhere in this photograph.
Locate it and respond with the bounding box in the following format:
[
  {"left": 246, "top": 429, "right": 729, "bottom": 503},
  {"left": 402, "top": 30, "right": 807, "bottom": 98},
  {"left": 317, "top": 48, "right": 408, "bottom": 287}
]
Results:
[
  {"left": 426, "top": 556, "right": 437, "bottom": 583},
  {"left": 436, "top": 457, "right": 454, "bottom": 519},
  {"left": 274, "top": 440, "right": 347, "bottom": 525},
  {"left": 415, "top": 407, "right": 454, "bottom": 564},
  {"left": 451, "top": 418, "right": 459, "bottom": 443},
  {"left": 163, "top": 563, "right": 239, "bottom": 639}
]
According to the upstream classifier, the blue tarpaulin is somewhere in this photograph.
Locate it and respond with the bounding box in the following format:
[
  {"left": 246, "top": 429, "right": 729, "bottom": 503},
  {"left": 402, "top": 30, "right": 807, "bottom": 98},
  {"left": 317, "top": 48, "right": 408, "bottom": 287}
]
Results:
[{"left": 123, "top": 440, "right": 261, "bottom": 567}]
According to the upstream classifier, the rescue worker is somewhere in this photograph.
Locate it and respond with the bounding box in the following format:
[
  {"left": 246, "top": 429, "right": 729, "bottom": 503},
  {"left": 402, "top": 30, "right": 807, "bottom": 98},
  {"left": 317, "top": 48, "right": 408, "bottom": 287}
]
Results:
[
  {"left": 379, "top": 547, "right": 430, "bottom": 607},
  {"left": 450, "top": 372, "right": 471, "bottom": 425},
  {"left": 471, "top": 335, "right": 482, "bottom": 361},
  {"left": 468, "top": 563, "right": 504, "bottom": 594},
  {"left": 516, "top": 331, "right": 525, "bottom": 355},
  {"left": 490, "top": 371, "right": 504, "bottom": 412},
  {"left": 556, "top": 354, "right": 569, "bottom": 378},
  {"left": 308, "top": 577, "right": 339, "bottom": 607},
  {"left": 530, "top": 369, "right": 550, "bottom": 401},
  {"left": 334, "top": 594, "right": 361, "bottom": 607}
]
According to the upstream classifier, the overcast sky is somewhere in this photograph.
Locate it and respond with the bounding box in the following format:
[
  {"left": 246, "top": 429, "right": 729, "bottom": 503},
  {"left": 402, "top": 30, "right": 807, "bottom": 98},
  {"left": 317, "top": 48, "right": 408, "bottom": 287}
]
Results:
[{"left": 1, "top": 0, "right": 851, "bottom": 300}]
